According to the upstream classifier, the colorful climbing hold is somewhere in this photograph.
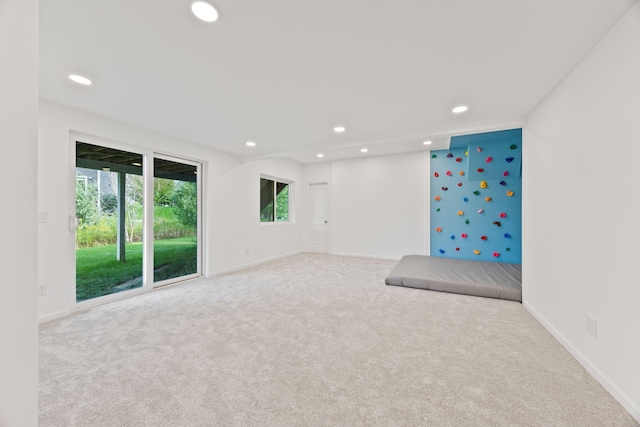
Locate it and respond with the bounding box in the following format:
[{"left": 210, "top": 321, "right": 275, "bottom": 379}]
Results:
[
  {"left": 499, "top": 180, "right": 506, "bottom": 186},
  {"left": 510, "top": 144, "right": 517, "bottom": 150},
  {"left": 463, "top": 197, "right": 468, "bottom": 202},
  {"left": 465, "top": 219, "right": 470, "bottom": 224},
  {"left": 493, "top": 221, "right": 501, "bottom": 227},
  {"left": 436, "top": 208, "right": 440, "bottom": 212},
  {"left": 486, "top": 156, "right": 493, "bottom": 163},
  {"left": 439, "top": 249, "right": 445, "bottom": 254},
  {"left": 434, "top": 172, "right": 439, "bottom": 177},
  {"left": 461, "top": 233, "right": 468, "bottom": 238},
  {"left": 455, "top": 247, "right": 460, "bottom": 251},
  {"left": 436, "top": 227, "right": 442, "bottom": 232},
  {"left": 493, "top": 252, "right": 500, "bottom": 258},
  {"left": 485, "top": 197, "right": 492, "bottom": 202},
  {"left": 506, "top": 247, "right": 511, "bottom": 251},
  {"left": 447, "top": 153, "right": 453, "bottom": 158},
  {"left": 457, "top": 210, "right": 464, "bottom": 216},
  {"left": 473, "top": 249, "right": 481, "bottom": 255},
  {"left": 477, "top": 209, "right": 484, "bottom": 214},
  {"left": 477, "top": 168, "right": 484, "bottom": 173},
  {"left": 455, "top": 157, "right": 462, "bottom": 162},
  {"left": 480, "top": 181, "right": 487, "bottom": 188},
  {"left": 446, "top": 170, "right": 452, "bottom": 176},
  {"left": 473, "top": 191, "right": 480, "bottom": 195},
  {"left": 458, "top": 182, "right": 463, "bottom": 187},
  {"left": 504, "top": 233, "right": 512, "bottom": 238},
  {"left": 465, "top": 151, "right": 468, "bottom": 156},
  {"left": 506, "top": 191, "right": 514, "bottom": 197},
  {"left": 459, "top": 171, "right": 465, "bottom": 176},
  {"left": 503, "top": 171, "right": 509, "bottom": 176},
  {"left": 499, "top": 212, "right": 507, "bottom": 218},
  {"left": 505, "top": 157, "right": 514, "bottom": 163},
  {"left": 442, "top": 187, "right": 448, "bottom": 191},
  {"left": 481, "top": 235, "right": 488, "bottom": 241},
  {"left": 477, "top": 147, "right": 483, "bottom": 152},
  {"left": 431, "top": 154, "right": 437, "bottom": 158},
  {"left": 435, "top": 196, "right": 441, "bottom": 201},
  {"left": 450, "top": 234, "right": 455, "bottom": 240}
]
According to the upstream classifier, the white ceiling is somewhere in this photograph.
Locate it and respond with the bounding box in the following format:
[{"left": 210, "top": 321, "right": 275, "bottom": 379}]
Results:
[{"left": 39, "top": 0, "right": 636, "bottom": 164}]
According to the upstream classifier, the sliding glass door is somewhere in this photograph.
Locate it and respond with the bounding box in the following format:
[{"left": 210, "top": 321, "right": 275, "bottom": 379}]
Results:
[
  {"left": 75, "top": 142, "right": 145, "bottom": 302},
  {"left": 74, "top": 141, "right": 202, "bottom": 303},
  {"left": 153, "top": 156, "right": 201, "bottom": 285}
]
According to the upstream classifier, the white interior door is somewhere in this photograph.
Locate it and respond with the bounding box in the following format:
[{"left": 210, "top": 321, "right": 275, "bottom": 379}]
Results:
[{"left": 309, "top": 183, "right": 328, "bottom": 253}]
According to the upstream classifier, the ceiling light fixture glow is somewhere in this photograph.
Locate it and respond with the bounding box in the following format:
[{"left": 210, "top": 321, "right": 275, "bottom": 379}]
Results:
[
  {"left": 68, "top": 74, "right": 92, "bottom": 85},
  {"left": 191, "top": 1, "right": 219, "bottom": 22},
  {"left": 317, "top": 153, "right": 324, "bottom": 158},
  {"left": 245, "top": 141, "right": 256, "bottom": 147},
  {"left": 423, "top": 140, "right": 432, "bottom": 145},
  {"left": 132, "top": 162, "right": 142, "bottom": 166},
  {"left": 333, "top": 126, "right": 346, "bottom": 133},
  {"left": 452, "top": 105, "right": 468, "bottom": 114},
  {"left": 360, "top": 148, "right": 368, "bottom": 153}
]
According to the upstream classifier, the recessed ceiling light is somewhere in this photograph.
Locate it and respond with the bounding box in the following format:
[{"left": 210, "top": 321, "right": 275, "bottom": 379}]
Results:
[
  {"left": 333, "top": 126, "right": 346, "bottom": 133},
  {"left": 246, "top": 141, "right": 256, "bottom": 147},
  {"left": 360, "top": 148, "right": 368, "bottom": 153},
  {"left": 423, "top": 140, "right": 432, "bottom": 145},
  {"left": 317, "top": 153, "right": 324, "bottom": 158},
  {"left": 68, "top": 74, "right": 92, "bottom": 85},
  {"left": 191, "top": 1, "right": 219, "bottom": 22},
  {"left": 452, "top": 105, "right": 468, "bottom": 114}
]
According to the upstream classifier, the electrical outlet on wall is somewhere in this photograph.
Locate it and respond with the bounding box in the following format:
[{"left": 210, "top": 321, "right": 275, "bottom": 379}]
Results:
[
  {"left": 586, "top": 314, "right": 597, "bottom": 337},
  {"left": 38, "top": 283, "right": 48, "bottom": 296}
]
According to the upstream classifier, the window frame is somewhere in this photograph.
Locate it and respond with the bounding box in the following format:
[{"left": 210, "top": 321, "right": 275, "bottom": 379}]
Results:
[{"left": 259, "top": 174, "right": 294, "bottom": 224}]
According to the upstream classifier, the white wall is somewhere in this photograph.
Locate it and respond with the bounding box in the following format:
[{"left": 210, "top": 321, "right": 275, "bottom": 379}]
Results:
[
  {"left": 38, "top": 100, "right": 304, "bottom": 320},
  {"left": 523, "top": 2, "right": 640, "bottom": 421},
  {"left": 0, "top": 0, "right": 39, "bottom": 425},
  {"left": 329, "top": 152, "right": 429, "bottom": 259}
]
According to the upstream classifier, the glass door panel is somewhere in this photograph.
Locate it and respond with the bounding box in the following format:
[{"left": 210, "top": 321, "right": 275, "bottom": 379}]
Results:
[
  {"left": 75, "top": 142, "right": 144, "bottom": 302},
  {"left": 153, "top": 157, "right": 200, "bottom": 284}
]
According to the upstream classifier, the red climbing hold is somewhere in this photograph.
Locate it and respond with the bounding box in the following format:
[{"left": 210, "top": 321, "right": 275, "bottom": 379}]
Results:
[
  {"left": 486, "top": 156, "right": 493, "bottom": 163},
  {"left": 481, "top": 235, "right": 488, "bottom": 241},
  {"left": 477, "top": 168, "right": 484, "bottom": 173},
  {"left": 499, "top": 212, "right": 507, "bottom": 218}
]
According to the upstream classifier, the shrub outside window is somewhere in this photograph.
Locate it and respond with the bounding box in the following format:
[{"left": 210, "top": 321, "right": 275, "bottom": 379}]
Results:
[{"left": 260, "top": 177, "right": 290, "bottom": 222}]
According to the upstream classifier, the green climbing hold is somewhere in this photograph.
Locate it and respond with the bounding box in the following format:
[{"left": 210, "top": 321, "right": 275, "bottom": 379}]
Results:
[
  {"left": 506, "top": 248, "right": 511, "bottom": 251},
  {"left": 465, "top": 219, "right": 470, "bottom": 224},
  {"left": 510, "top": 144, "right": 517, "bottom": 150},
  {"left": 473, "top": 191, "right": 480, "bottom": 195},
  {"left": 436, "top": 208, "right": 440, "bottom": 212},
  {"left": 431, "top": 154, "right": 437, "bottom": 158}
]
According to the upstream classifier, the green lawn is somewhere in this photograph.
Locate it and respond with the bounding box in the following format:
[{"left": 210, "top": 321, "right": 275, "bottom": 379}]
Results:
[{"left": 76, "top": 237, "right": 197, "bottom": 302}]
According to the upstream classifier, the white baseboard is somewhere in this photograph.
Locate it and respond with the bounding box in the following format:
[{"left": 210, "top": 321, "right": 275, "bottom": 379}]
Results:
[
  {"left": 207, "top": 251, "right": 303, "bottom": 277},
  {"left": 524, "top": 301, "right": 640, "bottom": 424},
  {"left": 38, "top": 309, "right": 71, "bottom": 324}
]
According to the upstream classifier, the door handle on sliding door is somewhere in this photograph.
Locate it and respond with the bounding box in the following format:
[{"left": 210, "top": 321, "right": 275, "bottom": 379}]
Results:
[{"left": 69, "top": 215, "right": 79, "bottom": 231}]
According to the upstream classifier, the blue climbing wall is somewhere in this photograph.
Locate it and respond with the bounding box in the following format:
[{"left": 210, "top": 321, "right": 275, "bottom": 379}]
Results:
[{"left": 430, "top": 128, "right": 522, "bottom": 264}]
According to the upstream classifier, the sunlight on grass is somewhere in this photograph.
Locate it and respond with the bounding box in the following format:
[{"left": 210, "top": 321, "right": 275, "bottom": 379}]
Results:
[{"left": 76, "top": 237, "right": 197, "bottom": 302}]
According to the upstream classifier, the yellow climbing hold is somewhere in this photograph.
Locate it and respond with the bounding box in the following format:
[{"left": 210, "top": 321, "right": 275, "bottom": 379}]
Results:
[
  {"left": 459, "top": 171, "right": 465, "bottom": 176},
  {"left": 473, "top": 249, "right": 481, "bottom": 255},
  {"left": 507, "top": 191, "right": 514, "bottom": 197},
  {"left": 457, "top": 210, "right": 464, "bottom": 216},
  {"left": 480, "top": 181, "right": 487, "bottom": 189}
]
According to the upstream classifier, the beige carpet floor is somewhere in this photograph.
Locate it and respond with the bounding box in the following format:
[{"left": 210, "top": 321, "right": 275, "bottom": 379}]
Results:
[{"left": 39, "top": 254, "right": 638, "bottom": 426}]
